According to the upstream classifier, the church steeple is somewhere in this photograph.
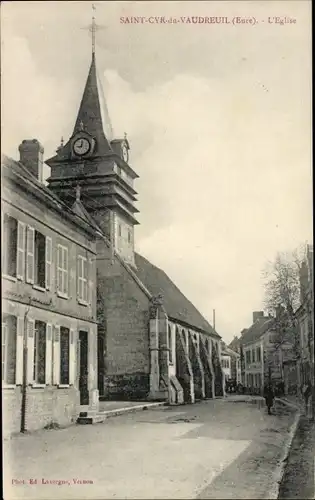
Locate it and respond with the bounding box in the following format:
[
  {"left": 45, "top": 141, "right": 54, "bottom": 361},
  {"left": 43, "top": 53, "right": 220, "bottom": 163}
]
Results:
[
  {"left": 72, "top": 52, "right": 113, "bottom": 155},
  {"left": 46, "top": 8, "right": 139, "bottom": 267}
]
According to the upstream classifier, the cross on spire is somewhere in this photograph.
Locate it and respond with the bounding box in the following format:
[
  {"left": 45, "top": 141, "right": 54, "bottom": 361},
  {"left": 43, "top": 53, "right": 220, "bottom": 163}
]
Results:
[
  {"left": 82, "top": 4, "right": 105, "bottom": 55},
  {"left": 91, "top": 4, "right": 96, "bottom": 55}
]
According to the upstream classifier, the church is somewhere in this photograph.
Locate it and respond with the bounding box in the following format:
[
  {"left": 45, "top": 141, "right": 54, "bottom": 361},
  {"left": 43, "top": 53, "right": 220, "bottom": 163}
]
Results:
[
  {"left": 2, "top": 25, "right": 224, "bottom": 434},
  {"left": 46, "top": 43, "right": 224, "bottom": 409}
]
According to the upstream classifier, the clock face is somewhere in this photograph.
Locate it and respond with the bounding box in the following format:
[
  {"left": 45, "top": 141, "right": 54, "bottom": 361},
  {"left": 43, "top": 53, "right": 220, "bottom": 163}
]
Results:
[{"left": 73, "top": 137, "right": 91, "bottom": 156}]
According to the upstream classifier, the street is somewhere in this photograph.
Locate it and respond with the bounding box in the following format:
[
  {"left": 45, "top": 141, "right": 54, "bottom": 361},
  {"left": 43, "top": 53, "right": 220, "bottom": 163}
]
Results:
[
  {"left": 278, "top": 415, "right": 315, "bottom": 500},
  {"left": 4, "top": 398, "right": 296, "bottom": 500}
]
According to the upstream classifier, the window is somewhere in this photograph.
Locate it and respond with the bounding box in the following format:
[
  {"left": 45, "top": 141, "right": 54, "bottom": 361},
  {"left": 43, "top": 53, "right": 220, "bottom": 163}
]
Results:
[
  {"left": 222, "top": 358, "right": 229, "bottom": 369},
  {"left": 25, "top": 228, "right": 52, "bottom": 288},
  {"left": 78, "top": 255, "right": 88, "bottom": 303},
  {"left": 2, "top": 315, "right": 17, "bottom": 384},
  {"left": 34, "top": 231, "right": 46, "bottom": 288},
  {"left": 256, "top": 346, "right": 261, "bottom": 362},
  {"left": 60, "top": 327, "right": 70, "bottom": 384},
  {"left": 128, "top": 229, "right": 132, "bottom": 243},
  {"left": 168, "top": 325, "right": 173, "bottom": 364},
  {"left": 118, "top": 224, "right": 122, "bottom": 237},
  {"left": 3, "top": 215, "right": 18, "bottom": 277},
  {"left": 57, "top": 245, "right": 68, "bottom": 296},
  {"left": 33, "top": 320, "right": 46, "bottom": 384},
  {"left": 245, "top": 350, "right": 251, "bottom": 364},
  {"left": 274, "top": 351, "right": 280, "bottom": 365},
  {"left": 252, "top": 349, "right": 256, "bottom": 363}
]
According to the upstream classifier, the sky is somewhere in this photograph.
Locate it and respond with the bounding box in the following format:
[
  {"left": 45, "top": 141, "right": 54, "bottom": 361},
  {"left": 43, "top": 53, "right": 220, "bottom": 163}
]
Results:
[{"left": 1, "top": 1, "right": 312, "bottom": 343}]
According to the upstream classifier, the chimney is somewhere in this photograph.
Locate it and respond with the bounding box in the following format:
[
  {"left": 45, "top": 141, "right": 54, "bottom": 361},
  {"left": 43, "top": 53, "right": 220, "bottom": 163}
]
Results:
[
  {"left": 19, "top": 139, "right": 44, "bottom": 182},
  {"left": 253, "top": 311, "right": 264, "bottom": 323}
]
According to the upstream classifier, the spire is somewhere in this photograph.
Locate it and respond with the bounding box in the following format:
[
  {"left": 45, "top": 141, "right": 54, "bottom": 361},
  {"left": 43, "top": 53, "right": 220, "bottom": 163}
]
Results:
[
  {"left": 72, "top": 4, "right": 113, "bottom": 153},
  {"left": 72, "top": 51, "right": 114, "bottom": 153}
]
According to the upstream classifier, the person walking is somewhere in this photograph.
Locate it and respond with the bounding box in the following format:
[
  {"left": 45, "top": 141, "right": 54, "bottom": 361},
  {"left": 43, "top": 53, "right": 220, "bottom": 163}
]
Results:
[
  {"left": 264, "top": 384, "right": 275, "bottom": 415},
  {"left": 302, "top": 380, "right": 312, "bottom": 417}
]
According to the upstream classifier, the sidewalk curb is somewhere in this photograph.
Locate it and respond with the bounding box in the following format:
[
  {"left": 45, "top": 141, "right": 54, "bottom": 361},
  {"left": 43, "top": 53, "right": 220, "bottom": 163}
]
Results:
[
  {"left": 100, "top": 401, "right": 167, "bottom": 418},
  {"left": 77, "top": 401, "right": 167, "bottom": 424},
  {"left": 267, "top": 400, "right": 301, "bottom": 500}
]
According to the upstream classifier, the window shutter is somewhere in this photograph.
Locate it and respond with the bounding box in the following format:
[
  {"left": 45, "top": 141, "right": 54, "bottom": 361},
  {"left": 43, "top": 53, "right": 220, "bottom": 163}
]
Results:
[
  {"left": 88, "top": 258, "right": 93, "bottom": 306},
  {"left": 26, "top": 226, "right": 35, "bottom": 284},
  {"left": 15, "top": 317, "right": 24, "bottom": 385},
  {"left": 45, "top": 323, "right": 53, "bottom": 385},
  {"left": 45, "top": 236, "right": 52, "bottom": 290},
  {"left": 77, "top": 256, "right": 82, "bottom": 301},
  {"left": 63, "top": 247, "right": 69, "bottom": 295},
  {"left": 57, "top": 245, "right": 62, "bottom": 292},
  {"left": 2, "top": 322, "right": 7, "bottom": 382},
  {"left": 76, "top": 338, "right": 81, "bottom": 386},
  {"left": 26, "top": 318, "right": 35, "bottom": 384},
  {"left": 77, "top": 256, "right": 80, "bottom": 300},
  {"left": 1, "top": 211, "right": 4, "bottom": 270},
  {"left": 69, "top": 329, "right": 76, "bottom": 385},
  {"left": 84, "top": 259, "right": 89, "bottom": 303},
  {"left": 53, "top": 326, "right": 60, "bottom": 385},
  {"left": 17, "top": 222, "right": 26, "bottom": 280}
]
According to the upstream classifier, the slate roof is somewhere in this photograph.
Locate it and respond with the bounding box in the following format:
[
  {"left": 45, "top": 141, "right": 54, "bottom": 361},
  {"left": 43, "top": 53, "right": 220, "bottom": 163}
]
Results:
[
  {"left": 239, "top": 316, "right": 275, "bottom": 346},
  {"left": 134, "top": 253, "right": 221, "bottom": 339}
]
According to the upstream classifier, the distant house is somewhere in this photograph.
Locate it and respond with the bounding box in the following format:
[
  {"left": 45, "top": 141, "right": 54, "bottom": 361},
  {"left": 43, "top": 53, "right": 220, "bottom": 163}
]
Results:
[
  {"left": 238, "top": 310, "right": 296, "bottom": 394},
  {"left": 221, "top": 343, "right": 241, "bottom": 385},
  {"left": 221, "top": 349, "right": 231, "bottom": 382},
  {"left": 295, "top": 245, "right": 314, "bottom": 395}
]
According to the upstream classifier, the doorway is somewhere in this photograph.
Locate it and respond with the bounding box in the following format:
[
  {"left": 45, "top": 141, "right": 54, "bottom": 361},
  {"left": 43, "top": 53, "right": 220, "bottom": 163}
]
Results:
[{"left": 79, "top": 331, "right": 89, "bottom": 405}]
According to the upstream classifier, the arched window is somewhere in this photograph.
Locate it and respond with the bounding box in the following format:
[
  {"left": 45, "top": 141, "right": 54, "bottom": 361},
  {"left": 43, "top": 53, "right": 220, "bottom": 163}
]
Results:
[
  {"left": 168, "top": 325, "right": 173, "bottom": 364},
  {"left": 182, "top": 329, "right": 188, "bottom": 353}
]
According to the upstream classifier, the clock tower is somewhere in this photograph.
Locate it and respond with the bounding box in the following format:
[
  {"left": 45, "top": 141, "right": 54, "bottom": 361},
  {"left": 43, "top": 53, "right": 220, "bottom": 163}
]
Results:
[{"left": 46, "top": 52, "right": 139, "bottom": 267}]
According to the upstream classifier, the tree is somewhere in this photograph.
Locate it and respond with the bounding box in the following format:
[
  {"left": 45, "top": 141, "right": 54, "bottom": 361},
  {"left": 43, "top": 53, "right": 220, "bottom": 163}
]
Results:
[
  {"left": 262, "top": 247, "right": 307, "bottom": 386},
  {"left": 263, "top": 249, "right": 305, "bottom": 318}
]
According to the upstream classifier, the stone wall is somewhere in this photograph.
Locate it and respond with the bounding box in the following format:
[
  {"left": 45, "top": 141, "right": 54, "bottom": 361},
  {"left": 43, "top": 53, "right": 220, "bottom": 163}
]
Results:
[
  {"left": 3, "top": 387, "right": 79, "bottom": 436},
  {"left": 97, "top": 246, "right": 151, "bottom": 399}
]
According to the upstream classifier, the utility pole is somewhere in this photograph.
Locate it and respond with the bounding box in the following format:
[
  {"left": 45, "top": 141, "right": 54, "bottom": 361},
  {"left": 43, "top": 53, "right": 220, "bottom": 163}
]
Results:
[
  {"left": 20, "top": 303, "right": 30, "bottom": 433},
  {"left": 213, "top": 309, "right": 216, "bottom": 331}
]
